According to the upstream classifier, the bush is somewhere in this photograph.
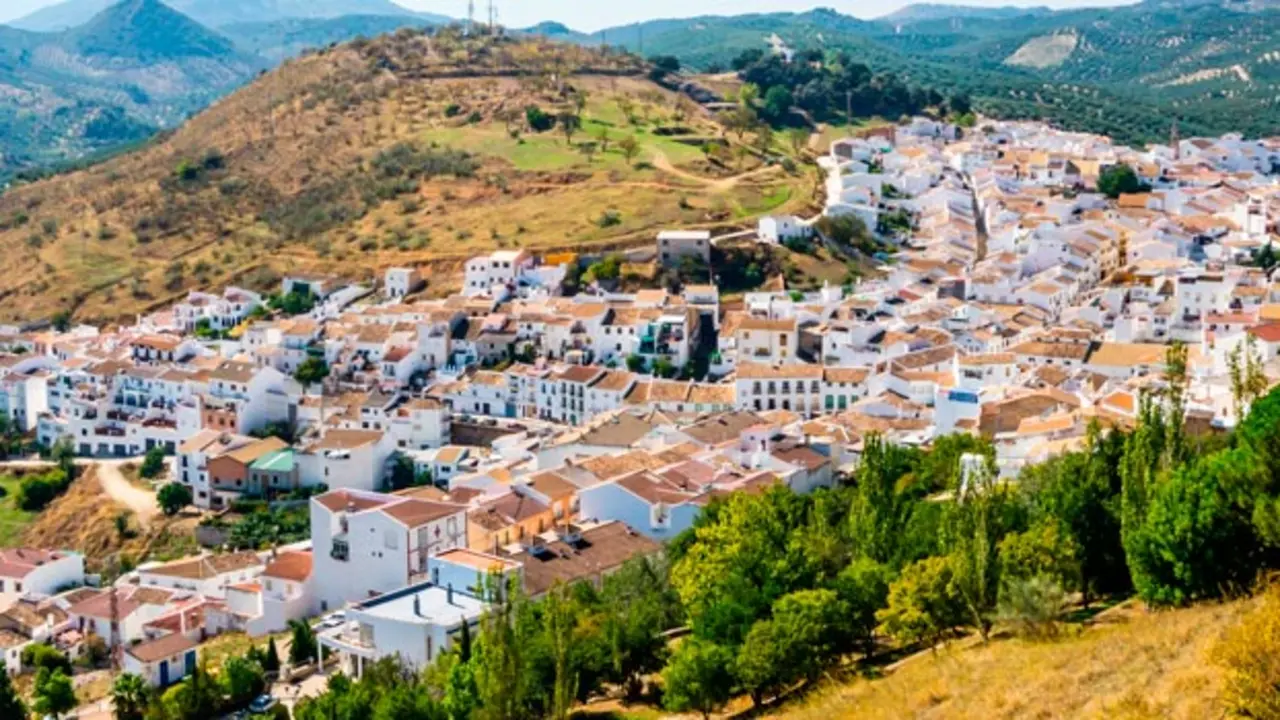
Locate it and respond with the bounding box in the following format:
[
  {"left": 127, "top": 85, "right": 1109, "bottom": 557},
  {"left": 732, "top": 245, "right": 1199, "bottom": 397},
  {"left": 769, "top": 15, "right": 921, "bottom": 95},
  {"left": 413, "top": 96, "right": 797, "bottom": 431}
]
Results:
[
  {"left": 525, "top": 106, "right": 554, "bottom": 132},
  {"left": 139, "top": 447, "right": 166, "bottom": 480},
  {"left": 444, "top": 103, "right": 462, "bottom": 117},
  {"left": 995, "top": 575, "right": 1070, "bottom": 639},
  {"left": 16, "top": 469, "right": 71, "bottom": 511},
  {"left": 157, "top": 483, "right": 193, "bottom": 516},
  {"left": 22, "top": 643, "right": 71, "bottom": 674}
]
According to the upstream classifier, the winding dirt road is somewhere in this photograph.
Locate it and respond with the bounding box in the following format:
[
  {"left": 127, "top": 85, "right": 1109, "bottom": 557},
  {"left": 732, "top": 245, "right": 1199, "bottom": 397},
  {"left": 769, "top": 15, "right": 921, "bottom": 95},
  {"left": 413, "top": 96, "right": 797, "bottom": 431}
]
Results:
[{"left": 0, "top": 457, "right": 160, "bottom": 527}]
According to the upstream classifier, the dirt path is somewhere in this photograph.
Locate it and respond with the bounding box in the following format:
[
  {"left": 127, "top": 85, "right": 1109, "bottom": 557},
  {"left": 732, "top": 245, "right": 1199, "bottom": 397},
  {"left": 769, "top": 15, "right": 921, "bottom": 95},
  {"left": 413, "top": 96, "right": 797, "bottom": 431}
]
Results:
[
  {"left": 93, "top": 460, "right": 160, "bottom": 527},
  {"left": 0, "top": 458, "right": 160, "bottom": 527},
  {"left": 651, "top": 150, "right": 781, "bottom": 192}
]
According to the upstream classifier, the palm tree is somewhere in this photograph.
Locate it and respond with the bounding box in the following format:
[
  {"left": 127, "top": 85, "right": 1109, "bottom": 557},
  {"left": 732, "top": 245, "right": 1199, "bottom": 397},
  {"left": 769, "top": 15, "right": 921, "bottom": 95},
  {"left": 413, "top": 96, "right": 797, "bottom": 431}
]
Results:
[{"left": 111, "top": 673, "right": 151, "bottom": 720}]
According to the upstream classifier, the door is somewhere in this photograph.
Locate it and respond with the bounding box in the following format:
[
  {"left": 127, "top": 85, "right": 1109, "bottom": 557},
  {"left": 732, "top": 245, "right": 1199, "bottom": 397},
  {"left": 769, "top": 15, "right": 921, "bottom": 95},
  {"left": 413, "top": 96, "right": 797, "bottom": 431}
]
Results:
[
  {"left": 185, "top": 650, "right": 196, "bottom": 676},
  {"left": 159, "top": 660, "right": 169, "bottom": 687}
]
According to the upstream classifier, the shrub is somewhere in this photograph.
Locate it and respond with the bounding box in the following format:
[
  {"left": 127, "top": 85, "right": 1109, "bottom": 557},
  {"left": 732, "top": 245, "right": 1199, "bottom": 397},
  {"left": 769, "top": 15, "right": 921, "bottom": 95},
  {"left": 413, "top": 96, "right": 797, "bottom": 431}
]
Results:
[
  {"left": 595, "top": 209, "right": 622, "bottom": 228},
  {"left": 525, "top": 106, "right": 554, "bottom": 132},
  {"left": 139, "top": 447, "right": 166, "bottom": 479},
  {"left": 995, "top": 575, "right": 1070, "bottom": 639},
  {"left": 22, "top": 643, "right": 71, "bottom": 674},
  {"left": 157, "top": 483, "right": 193, "bottom": 516},
  {"left": 444, "top": 103, "right": 462, "bottom": 117},
  {"left": 16, "top": 469, "right": 72, "bottom": 511}
]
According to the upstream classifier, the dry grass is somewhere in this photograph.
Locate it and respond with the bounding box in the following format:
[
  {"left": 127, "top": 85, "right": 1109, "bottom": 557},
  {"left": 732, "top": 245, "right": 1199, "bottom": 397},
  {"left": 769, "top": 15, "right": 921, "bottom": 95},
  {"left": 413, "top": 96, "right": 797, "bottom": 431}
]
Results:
[
  {"left": 769, "top": 600, "right": 1251, "bottom": 720},
  {"left": 0, "top": 33, "right": 811, "bottom": 324},
  {"left": 19, "top": 467, "right": 198, "bottom": 572}
]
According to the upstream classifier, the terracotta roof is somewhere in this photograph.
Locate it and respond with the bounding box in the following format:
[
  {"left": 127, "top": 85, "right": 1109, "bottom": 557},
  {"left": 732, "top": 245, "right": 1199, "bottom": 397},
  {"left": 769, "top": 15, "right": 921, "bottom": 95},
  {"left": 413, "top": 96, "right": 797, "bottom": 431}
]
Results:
[
  {"left": 143, "top": 551, "right": 263, "bottom": 581},
  {"left": 381, "top": 498, "right": 465, "bottom": 528},
  {"left": 126, "top": 632, "right": 200, "bottom": 663},
  {"left": 263, "top": 551, "right": 312, "bottom": 583},
  {"left": 313, "top": 490, "right": 394, "bottom": 513},
  {"left": 0, "top": 548, "right": 72, "bottom": 579},
  {"left": 507, "top": 522, "right": 661, "bottom": 597}
]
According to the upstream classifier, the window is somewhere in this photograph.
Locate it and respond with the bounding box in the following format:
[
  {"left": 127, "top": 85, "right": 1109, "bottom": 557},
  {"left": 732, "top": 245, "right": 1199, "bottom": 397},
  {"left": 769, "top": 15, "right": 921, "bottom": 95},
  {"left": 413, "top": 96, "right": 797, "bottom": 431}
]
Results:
[{"left": 385, "top": 530, "right": 399, "bottom": 550}]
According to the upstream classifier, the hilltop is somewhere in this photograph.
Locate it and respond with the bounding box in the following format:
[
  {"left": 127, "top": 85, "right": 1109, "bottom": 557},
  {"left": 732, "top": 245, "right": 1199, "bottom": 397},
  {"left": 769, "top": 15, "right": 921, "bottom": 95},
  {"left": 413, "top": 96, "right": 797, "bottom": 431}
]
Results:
[
  {"left": 8, "top": 0, "right": 445, "bottom": 32},
  {"left": 0, "top": 29, "right": 812, "bottom": 323},
  {"left": 0, "top": 0, "right": 265, "bottom": 174}
]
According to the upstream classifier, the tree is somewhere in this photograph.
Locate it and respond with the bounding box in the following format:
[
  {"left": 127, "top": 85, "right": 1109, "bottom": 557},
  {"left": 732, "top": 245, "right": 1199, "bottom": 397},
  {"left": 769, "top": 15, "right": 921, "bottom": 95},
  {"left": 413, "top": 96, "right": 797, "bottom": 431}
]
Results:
[
  {"left": 763, "top": 85, "right": 794, "bottom": 121},
  {"left": 876, "top": 555, "right": 963, "bottom": 648},
  {"left": 112, "top": 673, "right": 150, "bottom": 720},
  {"left": 672, "top": 487, "right": 814, "bottom": 646},
  {"left": 770, "top": 588, "right": 849, "bottom": 681},
  {"left": 618, "top": 136, "right": 640, "bottom": 165},
  {"left": 1097, "top": 163, "right": 1147, "bottom": 199},
  {"left": 1125, "top": 448, "right": 1263, "bottom": 606},
  {"left": 599, "top": 556, "right": 677, "bottom": 699},
  {"left": 443, "top": 656, "right": 479, "bottom": 720},
  {"left": 295, "top": 357, "right": 330, "bottom": 386},
  {"left": 846, "top": 434, "right": 921, "bottom": 565},
  {"left": 222, "top": 655, "right": 266, "bottom": 708},
  {"left": 388, "top": 454, "right": 417, "bottom": 491},
  {"left": 263, "top": 638, "right": 282, "bottom": 675},
  {"left": 157, "top": 483, "right": 192, "bottom": 516},
  {"left": 1228, "top": 335, "right": 1269, "bottom": 421},
  {"left": 289, "top": 619, "right": 318, "bottom": 665},
  {"left": 1256, "top": 242, "right": 1279, "bottom": 279},
  {"left": 833, "top": 557, "right": 892, "bottom": 655},
  {"left": 473, "top": 577, "right": 535, "bottom": 720},
  {"left": 543, "top": 585, "right": 579, "bottom": 720},
  {"left": 735, "top": 620, "right": 792, "bottom": 707},
  {"left": 557, "top": 112, "right": 581, "bottom": 146},
  {"left": 139, "top": 446, "right": 166, "bottom": 479},
  {"left": 662, "top": 637, "right": 734, "bottom": 720},
  {"left": 998, "top": 520, "right": 1081, "bottom": 592},
  {"left": 593, "top": 126, "right": 611, "bottom": 153},
  {"left": 51, "top": 310, "right": 72, "bottom": 333},
  {"left": 0, "top": 670, "right": 27, "bottom": 720},
  {"left": 33, "top": 667, "right": 76, "bottom": 720},
  {"left": 945, "top": 464, "right": 1009, "bottom": 642}
]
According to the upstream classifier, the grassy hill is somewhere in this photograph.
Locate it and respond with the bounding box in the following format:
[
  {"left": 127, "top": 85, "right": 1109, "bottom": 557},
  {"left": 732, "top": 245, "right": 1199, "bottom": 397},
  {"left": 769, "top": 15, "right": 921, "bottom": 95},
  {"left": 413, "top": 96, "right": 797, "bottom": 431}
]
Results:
[
  {"left": 765, "top": 599, "right": 1249, "bottom": 720},
  {"left": 0, "top": 30, "right": 812, "bottom": 324}
]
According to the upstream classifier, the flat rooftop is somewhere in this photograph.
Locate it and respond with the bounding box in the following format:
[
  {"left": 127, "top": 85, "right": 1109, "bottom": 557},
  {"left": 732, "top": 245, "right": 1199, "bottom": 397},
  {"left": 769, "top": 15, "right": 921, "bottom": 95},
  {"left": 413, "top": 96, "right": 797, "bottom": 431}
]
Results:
[{"left": 354, "top": 582, "right": 488, "bottom": 624}]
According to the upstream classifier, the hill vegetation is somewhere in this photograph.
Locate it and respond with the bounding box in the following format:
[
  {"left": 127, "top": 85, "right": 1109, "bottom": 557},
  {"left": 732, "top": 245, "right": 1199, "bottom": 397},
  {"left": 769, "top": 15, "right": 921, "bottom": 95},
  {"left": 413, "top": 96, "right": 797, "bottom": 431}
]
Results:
[
  {"left": 585, "top": 4, "right": 1280, "bottom": 144},
  {"left": 0, "top": 28, "right": 812, "bottom": 323}
]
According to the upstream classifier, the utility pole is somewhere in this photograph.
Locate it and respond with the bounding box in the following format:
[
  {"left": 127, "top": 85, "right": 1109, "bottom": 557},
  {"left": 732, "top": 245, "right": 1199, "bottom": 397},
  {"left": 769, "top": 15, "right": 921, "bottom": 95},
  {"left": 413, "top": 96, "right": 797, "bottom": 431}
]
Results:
[
  {"left": 466, "top": 0, "right": 475, "bottom": 36},
  {"left": 109, "top": 585, "right": 122, "bottom": 671}
]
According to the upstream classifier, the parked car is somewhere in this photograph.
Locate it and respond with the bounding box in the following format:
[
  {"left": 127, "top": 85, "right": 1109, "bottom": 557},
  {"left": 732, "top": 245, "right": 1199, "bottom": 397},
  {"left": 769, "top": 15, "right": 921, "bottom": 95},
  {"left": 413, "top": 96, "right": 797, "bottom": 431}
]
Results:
[{"left": 249, "top": 695, "right": 278, "bottom": 714}]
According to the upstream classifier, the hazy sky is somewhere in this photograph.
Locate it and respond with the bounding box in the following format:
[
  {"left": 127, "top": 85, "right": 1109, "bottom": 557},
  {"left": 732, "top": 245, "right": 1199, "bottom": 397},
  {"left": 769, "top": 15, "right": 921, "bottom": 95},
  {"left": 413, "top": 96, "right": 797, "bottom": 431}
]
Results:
[{"left": 0, "top": 0, "right": 1134, "bottom": 31}]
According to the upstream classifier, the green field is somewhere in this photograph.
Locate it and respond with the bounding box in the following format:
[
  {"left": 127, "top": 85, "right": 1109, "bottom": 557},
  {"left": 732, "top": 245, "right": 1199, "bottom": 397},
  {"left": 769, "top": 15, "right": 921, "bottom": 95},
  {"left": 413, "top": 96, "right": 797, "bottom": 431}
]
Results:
[{"left": 0, "top": 474, "right": 36, "bottom": 547}]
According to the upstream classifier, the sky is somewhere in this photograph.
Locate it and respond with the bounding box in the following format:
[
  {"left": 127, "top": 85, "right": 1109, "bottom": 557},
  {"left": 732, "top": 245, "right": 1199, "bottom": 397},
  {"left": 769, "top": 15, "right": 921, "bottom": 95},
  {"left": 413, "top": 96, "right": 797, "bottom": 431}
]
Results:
[{"left": 0, "top": 0, "right": 1134, "bottom": 31}]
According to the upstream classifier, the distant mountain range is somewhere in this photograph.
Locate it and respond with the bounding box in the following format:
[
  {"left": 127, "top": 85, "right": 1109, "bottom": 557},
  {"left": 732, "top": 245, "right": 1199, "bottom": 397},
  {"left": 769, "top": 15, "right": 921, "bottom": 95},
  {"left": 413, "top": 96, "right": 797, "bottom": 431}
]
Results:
[
  {"left": 8, "top": 0, "right": 1280, "bottom": 177},
  {"left": 0, "top": 0, "right": 453, "bottom": 175},
  {"left": 8, "top": 0, "right": 449, "bottom": 32}
]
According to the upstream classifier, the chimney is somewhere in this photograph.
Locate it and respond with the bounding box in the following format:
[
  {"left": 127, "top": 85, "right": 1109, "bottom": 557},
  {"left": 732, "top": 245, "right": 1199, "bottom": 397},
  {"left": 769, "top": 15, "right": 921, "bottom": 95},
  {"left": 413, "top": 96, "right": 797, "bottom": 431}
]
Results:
[
  {"left": 447, "top": 583, "right": 455, "bottom": 606},
  {"left": 414, "top": 594, "right": 422, "bottom": 617}
]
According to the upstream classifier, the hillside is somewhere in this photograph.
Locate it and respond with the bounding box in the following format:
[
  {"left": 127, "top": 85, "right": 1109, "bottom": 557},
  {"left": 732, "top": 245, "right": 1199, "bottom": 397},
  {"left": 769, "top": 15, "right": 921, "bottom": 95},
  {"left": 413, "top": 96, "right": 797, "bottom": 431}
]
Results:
[
  {"left": 0, "top": 0, "right": 264, "bottom": 174},
  {"left": 586, "top": 4, "right": 1280, "bottom": 144},
  {"left": 769, "top": 599, "right": 1248, "bottom": 720},
  {"left": 0, "top": 30, "right": 812, "bottom": 323}
]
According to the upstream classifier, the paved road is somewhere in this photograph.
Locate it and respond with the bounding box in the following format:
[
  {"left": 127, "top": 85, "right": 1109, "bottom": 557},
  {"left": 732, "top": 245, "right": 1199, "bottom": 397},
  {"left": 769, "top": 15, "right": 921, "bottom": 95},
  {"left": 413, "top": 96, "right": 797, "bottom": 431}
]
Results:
[{"left": 0, "top": 457, "right": 160, "bottom": 526}]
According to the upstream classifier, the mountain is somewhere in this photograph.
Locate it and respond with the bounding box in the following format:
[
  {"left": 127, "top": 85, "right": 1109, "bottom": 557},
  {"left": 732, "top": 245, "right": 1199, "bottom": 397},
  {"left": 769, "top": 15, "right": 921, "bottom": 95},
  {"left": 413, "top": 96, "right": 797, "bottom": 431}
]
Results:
[
  {"left": 8, "top": 0, "right": 443, "bottom": 32},
  {"left": 519, "top": 21, "right": 594, "bottom": 43},
  {"left": 0, "top": 0, "right": 264, "bottom": 175},
  {"left": 0, "top": 32, "right": 768, "bottom": 326},
  {"left": 220, "top": 14, "right": 440, "bottom": 61},
  {"left": 879, "top": 3, "right": 1055, "bottom": 24}
]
